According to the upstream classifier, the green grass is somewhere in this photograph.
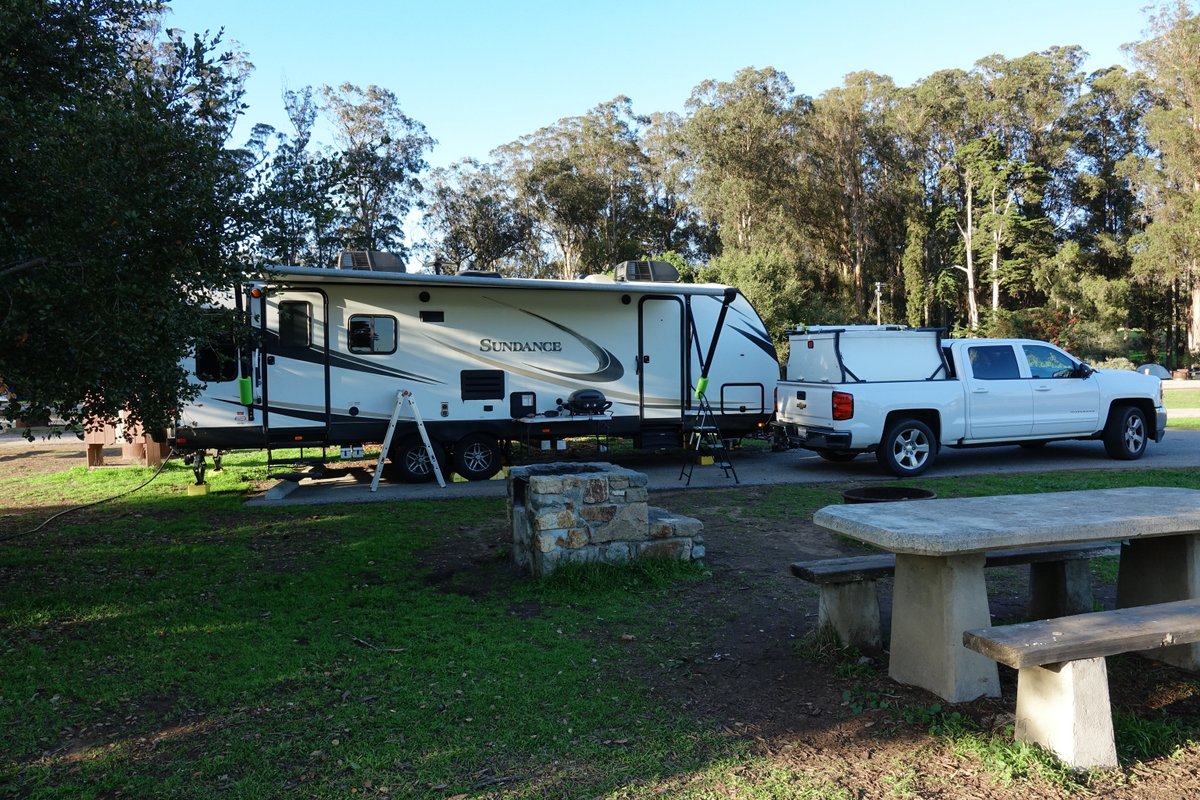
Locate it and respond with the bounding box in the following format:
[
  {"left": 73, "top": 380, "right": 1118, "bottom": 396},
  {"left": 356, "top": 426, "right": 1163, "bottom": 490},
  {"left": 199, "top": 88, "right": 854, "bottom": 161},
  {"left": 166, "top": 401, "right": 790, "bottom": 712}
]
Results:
[
  {"left": 1168, "top": 416, "right": 1200, "bottom": 430},
  {"left": 4, "top": 456, "right": 1200, "bottom": 797},
  {"left": 1163, "top": 388, "right": 1200, "bottom": 408}
]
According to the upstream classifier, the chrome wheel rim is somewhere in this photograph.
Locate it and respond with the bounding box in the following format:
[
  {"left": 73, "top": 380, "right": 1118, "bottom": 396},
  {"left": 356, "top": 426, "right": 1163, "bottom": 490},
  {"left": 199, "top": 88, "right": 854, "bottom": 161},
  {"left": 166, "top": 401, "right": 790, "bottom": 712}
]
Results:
[
  {"left": 1123, "top": 416, "right": 1145, "bottom": 453},
  {"left": 893, "top": 428, "right": 930, "bottom": 471},
  {"left": 461, "top": 443, "right": 492, "bottom": 472}
]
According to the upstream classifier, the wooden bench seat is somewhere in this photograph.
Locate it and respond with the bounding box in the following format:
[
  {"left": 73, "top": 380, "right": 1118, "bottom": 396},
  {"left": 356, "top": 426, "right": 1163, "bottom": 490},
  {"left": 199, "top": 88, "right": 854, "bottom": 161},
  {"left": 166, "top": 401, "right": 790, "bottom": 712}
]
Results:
[
  {"left": 791, "top": 542, "right": 1121, "bottom": 651},
  {"left": 962, "top": 598, "right": 1200, "bottom": 769}
]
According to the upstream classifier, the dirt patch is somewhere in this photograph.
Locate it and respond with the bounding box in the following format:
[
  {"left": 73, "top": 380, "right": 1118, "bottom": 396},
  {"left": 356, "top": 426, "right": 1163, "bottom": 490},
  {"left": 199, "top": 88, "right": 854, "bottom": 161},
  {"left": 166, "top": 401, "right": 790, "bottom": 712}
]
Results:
[
  {"left": 634, "top": 488, "right": 1200, "bottom": 799},
  {"left": 413, "top": 483, "right": 1200, "bottom": 798}
]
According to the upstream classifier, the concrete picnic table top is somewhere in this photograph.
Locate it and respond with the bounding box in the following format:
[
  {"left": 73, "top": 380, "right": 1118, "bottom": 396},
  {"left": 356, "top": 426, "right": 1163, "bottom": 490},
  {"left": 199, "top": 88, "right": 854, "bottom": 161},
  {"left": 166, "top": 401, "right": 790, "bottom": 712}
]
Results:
[{"left": 812, "top": 487, "right": 1200, "bottom": 557}]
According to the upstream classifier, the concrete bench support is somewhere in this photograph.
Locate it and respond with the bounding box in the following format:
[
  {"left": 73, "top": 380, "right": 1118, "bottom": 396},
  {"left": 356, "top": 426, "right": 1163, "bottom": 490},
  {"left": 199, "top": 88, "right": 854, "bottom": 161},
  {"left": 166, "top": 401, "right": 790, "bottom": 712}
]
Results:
[
  {"left": 964, "top": 598, "right": 1200, "bottom": 770},
  {"left": 1116, "top": 536, "right": 1200, "bottom": 670},
  {"left": 818, "top": 580, "right": 882, "bottom": 651},
  {"left": 891, "top": 553, "right": 999, "bottom": 701},
  {"left": 1015, "top": 657, "right": 1116, "bottom": 769},
  {"left": 793, "top": 543, "right": 1118, "bottom": 655}
]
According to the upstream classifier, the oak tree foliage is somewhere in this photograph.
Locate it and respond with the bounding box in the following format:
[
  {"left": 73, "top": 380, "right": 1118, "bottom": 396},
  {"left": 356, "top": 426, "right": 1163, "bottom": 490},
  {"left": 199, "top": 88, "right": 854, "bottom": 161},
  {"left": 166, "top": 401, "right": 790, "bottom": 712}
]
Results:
[{"left": 0, "top": 0, "right": 250, "bottom": 433}]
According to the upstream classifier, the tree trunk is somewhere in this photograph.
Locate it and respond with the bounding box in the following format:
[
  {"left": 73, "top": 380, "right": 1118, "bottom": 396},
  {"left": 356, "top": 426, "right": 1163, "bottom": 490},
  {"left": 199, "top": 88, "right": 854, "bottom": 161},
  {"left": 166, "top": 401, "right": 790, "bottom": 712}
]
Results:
[
  {"left": 961, "top": 178, "right": 980, "bottom": 330},
  {"left": 1189, "top": 263, "right": 1200, "bottom": 359}
]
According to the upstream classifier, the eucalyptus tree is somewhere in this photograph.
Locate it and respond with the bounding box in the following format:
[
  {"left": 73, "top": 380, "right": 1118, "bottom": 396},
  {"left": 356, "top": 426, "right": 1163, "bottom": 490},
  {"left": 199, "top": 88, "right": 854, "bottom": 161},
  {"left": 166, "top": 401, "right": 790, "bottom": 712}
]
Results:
[
  {"left": 321, "top": 83, "right": 435, "bottom": 257},
  {"left": 972, "top": 48, "right": 1084, "bottom": 313},
  {"left": 806, "top": 71, "right": 909, "bottom": 317},
  {"left": 1042, "top": 66, "right": 1149, "bottom": 330},
  {"left": 496, "top": 96, "right": 652, "bottom": 278},
  {"left": 422, "top": 159, "right": 534, "bottom": 272},
  {"left": 911, "top": 67, "right": 987, "bottom": 328},
  {"left": 905, "top": 51, "right": 1084, "bottom": 331},
  {"left": 888, "top": 82, "right": 944, "bottom": 327},
  {"left": 640, "top": 111, "right": 714, "bottom": 261},
  {"left": 246, "top": 87, "right": 340, "bottom": 266},
  {"left": 0, "top": 0, "right": 250, "bottom": 432},
  {"left": 681, "top": 67, "right": 810, "bottom": 254},
  {"left": 1127, "top": 1, "right": 1200, "bottom": 364},
  {"left": 575, "top": 97, "right": 653, "bottom": 270}
]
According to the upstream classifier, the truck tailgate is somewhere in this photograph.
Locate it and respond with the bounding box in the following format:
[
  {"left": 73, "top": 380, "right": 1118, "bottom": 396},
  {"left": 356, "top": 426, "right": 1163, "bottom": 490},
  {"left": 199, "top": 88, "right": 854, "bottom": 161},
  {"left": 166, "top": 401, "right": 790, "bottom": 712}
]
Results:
[{"left": 778, "top": 383, "right": 831, "bottom": 424}]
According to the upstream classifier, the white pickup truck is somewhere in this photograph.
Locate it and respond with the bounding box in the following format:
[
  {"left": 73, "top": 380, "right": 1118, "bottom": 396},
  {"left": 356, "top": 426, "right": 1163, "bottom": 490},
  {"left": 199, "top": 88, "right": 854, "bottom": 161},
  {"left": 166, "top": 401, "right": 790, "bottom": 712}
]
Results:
[{"left": 772, "top": 325, "right": 1167, "bottom": 477}]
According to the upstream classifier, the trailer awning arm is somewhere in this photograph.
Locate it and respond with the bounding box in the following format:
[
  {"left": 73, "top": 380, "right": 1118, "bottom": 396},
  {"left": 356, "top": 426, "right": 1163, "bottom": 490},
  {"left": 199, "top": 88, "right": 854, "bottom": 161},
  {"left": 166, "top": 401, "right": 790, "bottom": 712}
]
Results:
[{"left": 695, "top": 287, "right": 739, "bottom": 399}]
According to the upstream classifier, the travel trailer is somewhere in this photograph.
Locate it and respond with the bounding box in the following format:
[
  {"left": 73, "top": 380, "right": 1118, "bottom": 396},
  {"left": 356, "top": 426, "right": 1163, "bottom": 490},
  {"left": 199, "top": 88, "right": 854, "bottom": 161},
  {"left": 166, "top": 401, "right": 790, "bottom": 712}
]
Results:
[{"left": 172, "top": 260, "right": 779, "bottom": 482}]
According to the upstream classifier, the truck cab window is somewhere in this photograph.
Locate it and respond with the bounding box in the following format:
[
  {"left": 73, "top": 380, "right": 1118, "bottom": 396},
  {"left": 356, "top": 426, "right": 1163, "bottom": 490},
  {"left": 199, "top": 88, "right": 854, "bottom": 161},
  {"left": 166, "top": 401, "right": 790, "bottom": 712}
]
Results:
[
  {"left": 968, "top": 345, "right": 1020, "bottom": 380},
  {"left": 1023, "top": 344, "right": 1076, "bottom": 378},
  {"left": 279, "top": 301, "right": 312, "bottom": 348},
  {"left": 348, "top": 314, "right": 397, "bottom": 354}
]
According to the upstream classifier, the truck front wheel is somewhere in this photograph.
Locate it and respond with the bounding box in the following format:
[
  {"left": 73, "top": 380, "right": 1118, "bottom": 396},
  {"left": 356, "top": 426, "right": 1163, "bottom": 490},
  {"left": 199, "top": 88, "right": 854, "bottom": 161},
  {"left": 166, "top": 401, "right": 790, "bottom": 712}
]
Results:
[
  {"left": 877, "top": 419, "right": 936, "bottom": 477},
  {"left": 1103, "top": 405, "right": 1148, "bottom": 460}
]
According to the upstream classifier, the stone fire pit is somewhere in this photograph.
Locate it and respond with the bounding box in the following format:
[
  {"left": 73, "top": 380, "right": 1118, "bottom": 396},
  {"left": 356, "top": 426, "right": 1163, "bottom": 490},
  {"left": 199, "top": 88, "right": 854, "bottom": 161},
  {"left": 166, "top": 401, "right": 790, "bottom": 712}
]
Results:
[{"left": 507, "top": 462, "right": 704, "bottom": 576}]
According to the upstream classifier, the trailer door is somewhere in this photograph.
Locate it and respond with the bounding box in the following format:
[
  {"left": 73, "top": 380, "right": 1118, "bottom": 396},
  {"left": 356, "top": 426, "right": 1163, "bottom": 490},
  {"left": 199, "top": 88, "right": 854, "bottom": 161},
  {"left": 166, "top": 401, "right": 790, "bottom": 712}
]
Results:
[
  {"left": 261, "top": 290, "right": 330, "bottom": 444},
  {"left": 638, "top": 296, "right": 685, "bottom": 422}
]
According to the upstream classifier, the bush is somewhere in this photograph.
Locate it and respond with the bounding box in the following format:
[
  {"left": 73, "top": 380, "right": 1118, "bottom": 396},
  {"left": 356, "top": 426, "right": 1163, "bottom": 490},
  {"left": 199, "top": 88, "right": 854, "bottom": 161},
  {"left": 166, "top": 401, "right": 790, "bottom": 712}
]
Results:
[{"left": 1094, "top": 357, "right": 1136, "bottom": 371}]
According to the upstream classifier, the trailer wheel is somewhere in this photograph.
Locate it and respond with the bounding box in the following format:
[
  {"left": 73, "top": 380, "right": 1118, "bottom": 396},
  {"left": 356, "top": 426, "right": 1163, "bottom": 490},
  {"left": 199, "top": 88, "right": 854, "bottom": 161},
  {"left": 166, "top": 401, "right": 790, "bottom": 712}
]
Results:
[
  {"left": 1103, "top": 404, "right": 1148, "bottom": 460},
  {"left": 386, "top": 436, "right": 446, "bottom": 483},
  {"left": 452, "top": 433, "right": 503, "bottom": 481},
  {"left": 815, "top": 449, "right": 858, "bottom": 463},
  {"left": 876, "top": 418, "right": 936, "bottom": 477}
]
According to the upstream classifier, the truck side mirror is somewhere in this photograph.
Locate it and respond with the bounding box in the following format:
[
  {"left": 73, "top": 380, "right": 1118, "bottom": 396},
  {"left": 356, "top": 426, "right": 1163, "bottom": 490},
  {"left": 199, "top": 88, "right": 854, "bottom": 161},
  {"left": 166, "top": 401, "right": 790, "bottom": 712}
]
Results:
[{"left": 1076, "top": 363, "right": 1094, "bottom": 378}]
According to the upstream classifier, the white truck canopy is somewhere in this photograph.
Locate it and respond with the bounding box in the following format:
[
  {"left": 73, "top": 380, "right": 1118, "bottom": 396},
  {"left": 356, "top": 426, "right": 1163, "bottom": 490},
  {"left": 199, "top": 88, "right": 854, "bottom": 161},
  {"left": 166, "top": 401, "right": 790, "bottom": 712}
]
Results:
[{"left": 785, "top": 325, "right": 947, "bottom": 383}]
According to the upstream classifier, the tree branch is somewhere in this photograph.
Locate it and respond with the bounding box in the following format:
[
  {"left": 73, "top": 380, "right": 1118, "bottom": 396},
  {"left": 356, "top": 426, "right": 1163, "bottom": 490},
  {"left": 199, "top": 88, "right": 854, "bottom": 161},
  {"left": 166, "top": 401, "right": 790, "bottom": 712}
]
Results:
[{"left": 0, "top": 258, "right": 45, "bottom": 280}]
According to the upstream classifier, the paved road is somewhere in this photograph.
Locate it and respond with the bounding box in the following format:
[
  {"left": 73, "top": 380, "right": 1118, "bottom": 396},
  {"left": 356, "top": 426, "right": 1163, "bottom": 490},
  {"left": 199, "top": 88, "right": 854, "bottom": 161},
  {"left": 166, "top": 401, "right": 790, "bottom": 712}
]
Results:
[
  {"left": 4, "top": 420, "right": 1196, "bottom": 506},
  {"left": 246, "top": 427, "right": 1200, "bottom": 506}
]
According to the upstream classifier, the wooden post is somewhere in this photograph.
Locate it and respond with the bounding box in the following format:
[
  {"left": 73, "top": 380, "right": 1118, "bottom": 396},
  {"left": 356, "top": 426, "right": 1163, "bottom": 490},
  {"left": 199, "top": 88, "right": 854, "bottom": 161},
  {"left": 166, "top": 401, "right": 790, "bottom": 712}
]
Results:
[{"left": 84, "top": 419, "right": 117, "bottom": 468}]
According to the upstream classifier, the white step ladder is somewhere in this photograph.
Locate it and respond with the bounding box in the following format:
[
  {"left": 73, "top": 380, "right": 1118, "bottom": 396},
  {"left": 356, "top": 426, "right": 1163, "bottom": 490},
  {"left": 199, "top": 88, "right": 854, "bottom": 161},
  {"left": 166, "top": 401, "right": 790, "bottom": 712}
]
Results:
[{"left": 371, "top": 389, "right": 446, "bottom": 491}]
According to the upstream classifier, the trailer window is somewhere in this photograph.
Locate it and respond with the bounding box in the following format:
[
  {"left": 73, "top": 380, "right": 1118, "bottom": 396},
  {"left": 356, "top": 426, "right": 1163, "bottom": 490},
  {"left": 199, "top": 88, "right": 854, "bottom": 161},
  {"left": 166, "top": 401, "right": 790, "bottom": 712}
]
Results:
[
  {"left": 348, "top": 314, "right": 397, "bottom": 354},
  {"left": 195, "top": 335, "right": 239, "bottom": 383},
  {"left": 279, "top": 301, "right": 312, "bottom": 348}
]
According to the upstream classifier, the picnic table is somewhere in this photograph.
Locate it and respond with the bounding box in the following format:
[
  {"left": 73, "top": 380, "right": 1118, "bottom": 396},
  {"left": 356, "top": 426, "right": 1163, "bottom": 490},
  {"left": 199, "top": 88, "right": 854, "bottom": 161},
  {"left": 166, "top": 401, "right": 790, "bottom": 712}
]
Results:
[{"left": 812, "top": 487, "right": 1200, "bottom": 702}]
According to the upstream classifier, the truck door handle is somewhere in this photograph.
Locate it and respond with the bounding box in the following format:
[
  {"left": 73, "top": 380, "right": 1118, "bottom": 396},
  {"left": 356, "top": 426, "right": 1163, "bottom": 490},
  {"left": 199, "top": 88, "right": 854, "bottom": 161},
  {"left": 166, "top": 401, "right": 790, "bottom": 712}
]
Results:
[
  {"left": 972, "top": 387, "right": 988, "bottom": 393},
  {"left": 1035, "top": 386, "right": 1051, "bottom": 392}
]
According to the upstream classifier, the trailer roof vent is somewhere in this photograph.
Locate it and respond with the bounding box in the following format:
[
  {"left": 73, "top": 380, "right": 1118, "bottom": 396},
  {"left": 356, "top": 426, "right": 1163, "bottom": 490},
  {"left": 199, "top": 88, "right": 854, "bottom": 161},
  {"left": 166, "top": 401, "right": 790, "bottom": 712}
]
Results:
[
  {"left": 334, "top": 250, "right": 406, "bottom": 273},
  {"left": 613, "top": 260, "right": 679, "bottom": 283}
]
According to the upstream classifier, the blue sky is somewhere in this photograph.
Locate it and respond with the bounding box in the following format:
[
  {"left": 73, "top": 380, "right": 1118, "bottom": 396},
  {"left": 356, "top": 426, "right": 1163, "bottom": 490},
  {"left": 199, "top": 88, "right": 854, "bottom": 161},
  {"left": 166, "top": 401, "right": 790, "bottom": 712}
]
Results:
[{"left": 169, "top": 0, "right": 1154, "bottom": 168}]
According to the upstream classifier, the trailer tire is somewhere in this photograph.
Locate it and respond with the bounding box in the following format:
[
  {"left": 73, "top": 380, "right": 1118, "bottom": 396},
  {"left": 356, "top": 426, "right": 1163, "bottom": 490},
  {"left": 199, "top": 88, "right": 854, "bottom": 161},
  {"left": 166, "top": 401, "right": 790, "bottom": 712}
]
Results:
[
  {"left": 386, "top": 436, "right": 446, "bottom": 483},
  {"left": 876, "top": 418, "right": 936, "bottom": 477},
  {"left": 452, "top": 433, "right": 503, "bottom": 481},
  {"left": 1103, "top": 404, "right": 1148, "bottom": 460}
]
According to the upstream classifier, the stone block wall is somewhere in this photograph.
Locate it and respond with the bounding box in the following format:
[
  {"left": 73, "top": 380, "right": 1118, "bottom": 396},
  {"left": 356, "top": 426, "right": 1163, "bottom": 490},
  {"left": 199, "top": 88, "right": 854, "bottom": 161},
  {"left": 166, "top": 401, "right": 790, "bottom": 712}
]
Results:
[{"left": 508, "top": 462, "right": 704, "bottom": 577}]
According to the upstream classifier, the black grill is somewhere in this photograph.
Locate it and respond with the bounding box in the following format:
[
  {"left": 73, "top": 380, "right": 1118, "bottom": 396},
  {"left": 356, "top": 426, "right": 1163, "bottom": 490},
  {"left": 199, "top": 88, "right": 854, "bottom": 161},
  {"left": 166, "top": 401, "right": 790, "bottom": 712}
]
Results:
[{"left": 565, "top": 389, "right": 611, "bottom": 414}]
